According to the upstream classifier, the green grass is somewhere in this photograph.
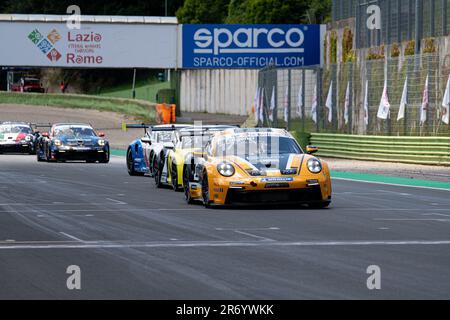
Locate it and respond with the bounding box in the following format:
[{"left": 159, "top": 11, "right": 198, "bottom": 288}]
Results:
[
  {"left": 97, "top": 79, "right": 170, "bottom": 102},
  {"left": 0, "top": 91, "right": 155, "bottom": 122}
]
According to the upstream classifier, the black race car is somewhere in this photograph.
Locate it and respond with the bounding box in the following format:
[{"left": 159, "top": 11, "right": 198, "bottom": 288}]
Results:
[
  {"left": 36, "top": 123, "right": 110, "bottom": 163},
  {"left": 0, "top": 122, "right": 37, "bottom": 154}
]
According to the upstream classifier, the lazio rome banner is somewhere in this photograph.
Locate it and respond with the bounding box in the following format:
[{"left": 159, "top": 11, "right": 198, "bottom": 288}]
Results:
[
  {"left": 182, "top": 24, "right": 325, "bottom": 69},
  {"left": 0, "top": 21, "right": 178, "bottom": 68}
]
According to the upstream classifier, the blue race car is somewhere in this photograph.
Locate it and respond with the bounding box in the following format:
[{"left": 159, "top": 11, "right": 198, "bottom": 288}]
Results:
[
  {"left": 36, "top": 123, "right": 110, "bottom": 163},
  {"left": 126, "top": 124, "right": 191, "bottom": 176}
]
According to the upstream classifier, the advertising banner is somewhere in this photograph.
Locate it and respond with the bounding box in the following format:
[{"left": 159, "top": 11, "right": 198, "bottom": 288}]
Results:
[
  {"left": 0, "top": 22, "right": 178, "bottom": 68},
  {"left": 182, "top": 24, "right": 325, "bottom": 69}
]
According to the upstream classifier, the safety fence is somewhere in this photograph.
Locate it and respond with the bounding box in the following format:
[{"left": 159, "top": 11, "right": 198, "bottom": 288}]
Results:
[
  {"left": 333, "top": 0, "right": 450, "bottom": 48},
  {"left": 310, "top": 133, "right": 450, "bottom": 166},
  {"left": 257, "top": 53, "right": 450, "bottom": 137}
]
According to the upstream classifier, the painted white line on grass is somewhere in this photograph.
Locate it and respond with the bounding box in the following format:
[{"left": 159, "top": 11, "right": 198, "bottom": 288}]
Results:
[{"left": 1, "top": 240, "right": 450, "bottom": 250}]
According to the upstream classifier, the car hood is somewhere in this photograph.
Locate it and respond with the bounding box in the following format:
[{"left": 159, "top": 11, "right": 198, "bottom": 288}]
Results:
[
  {"left": 225, "top": 153, "right": 305, "bottom": 172},
  {"left": 55, "top": 135, "right": 104, "bottom": 144}
]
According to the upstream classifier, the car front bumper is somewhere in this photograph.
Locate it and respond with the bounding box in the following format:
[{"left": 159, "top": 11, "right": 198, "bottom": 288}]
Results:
[
  {"left": 51, "top": 146, "right": 109, "bottom": 161},
  {"left": 0, "top": 142, "right": 33, "bottom": 153}
]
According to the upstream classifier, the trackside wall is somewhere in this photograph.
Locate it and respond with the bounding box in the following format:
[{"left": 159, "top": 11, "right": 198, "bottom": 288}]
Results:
[{"left": 180, "top": 69, "right": 258, "bottom": 116}]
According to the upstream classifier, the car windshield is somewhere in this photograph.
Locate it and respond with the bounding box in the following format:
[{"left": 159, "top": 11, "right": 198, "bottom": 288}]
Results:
[
  {"left": 0, "top": 124, "right": 32, "bottom": 134},
  {"left": 214, "top": 134, "right": 301, "bottom": 157},
  {"left": 180, "top": 134, "right": 211, "bottom": 149},
  {"left": 53, "top": 125, "right": 96, "bottom": 138}
]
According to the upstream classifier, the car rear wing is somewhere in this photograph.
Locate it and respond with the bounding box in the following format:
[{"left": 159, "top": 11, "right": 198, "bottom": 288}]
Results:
[
  {"left": 124, "top": 123, "right": 192, "bottom": 134},
  {"left": 31, "top": 123, "right": 52, "bottom": 132}
]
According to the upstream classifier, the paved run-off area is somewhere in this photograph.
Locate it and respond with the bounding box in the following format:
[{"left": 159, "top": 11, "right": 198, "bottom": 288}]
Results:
[{"left": 0, "top": 154, "right": 449, "bottom": 299}]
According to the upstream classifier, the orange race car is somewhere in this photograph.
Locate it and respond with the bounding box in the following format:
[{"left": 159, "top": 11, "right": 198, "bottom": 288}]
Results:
[{"left": 182, "top": 128, "right": 332, "bottom": 208}]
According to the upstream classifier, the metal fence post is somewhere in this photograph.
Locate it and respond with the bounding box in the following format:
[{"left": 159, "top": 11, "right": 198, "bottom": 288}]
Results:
[
  {"left": 349, "top": 62, "right": 354, "bottom": 134},
  {"left": 317, "top": 67, "right": 322, "bottom": 133},
  {"left": 301, "top": 69, "right": 306, "bottom": 132},
  {"left": 415, "top": 0, "right": 422, "bottom": 54},
  {"left": 431, "top": 0, "right": 435, "bottom": 37},
  {"left": 287, "top": 69, "right": 292, "bottom": 131},
  {"left": 443, "top": 0, "right": 447, "bottom": 36}
]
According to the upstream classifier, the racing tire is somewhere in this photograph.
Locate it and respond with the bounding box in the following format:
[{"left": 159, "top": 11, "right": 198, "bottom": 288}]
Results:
[
  {"left": 308, "top": 201, "right": 331, "bottom": 209},
  {"left": 149, "top": 152, "right": 157, "bottom": 177},
  {"left": 127, "top": 148, "right": 143, "bottom": 176},
  {"left": 36, "top": 148, "right": 44, "bottom": 162},
  {"left": 183, "top": 166, "right": 194, "bottom": 204},
  {"left": 201, "top": 172, "right": 212, "bottom": 208},
  {"left": 154, "top": 156, "right": 164, "bottom": 188},
  {"left": 99, "top": 150, "right": 110, "bottom": 164},
  {"left": 46, "top": 149, "right": 56, "bottom": 162},
  {"left": 171, "top": 162, "right": 181, "bottom": 192}
]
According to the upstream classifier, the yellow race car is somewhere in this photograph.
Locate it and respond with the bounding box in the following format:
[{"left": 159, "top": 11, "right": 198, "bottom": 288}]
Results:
[
  {"left": 182, "top": 128, "right": 332, "bottom": 208},
  {"left": 153, "top": 125, "right": 237, "bottom": 190}
]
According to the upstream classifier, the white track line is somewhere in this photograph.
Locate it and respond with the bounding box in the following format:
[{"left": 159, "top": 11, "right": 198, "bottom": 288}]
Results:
[
  {"left": 233, "top": 230, "right": 275, "bottom": 242},
  {"left": 334, "top": 177, "right": 450, "bottom": 192},
  {"left": 0, "top": 240, "right": 450, "bottom": 250},
  {"left": 105, "top": 198, "right": 127, "bottom": 205},
  {"left": 59, "top": 232, "right": 84, "bottom": 242}
]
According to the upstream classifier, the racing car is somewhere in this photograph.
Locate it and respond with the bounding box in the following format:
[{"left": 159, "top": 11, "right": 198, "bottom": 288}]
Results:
[
  {"left": 182, "top": 128, "right": 332, "bottom": 208},
  {"left": 0, "top": 122, "right": 37, "bottom": 154},
  {"left": 36, "top": 123, "right": 110, "bottom": 163},
  {"left": 125, "top": 124, "right": 191, "bottom": 176},
  {"left": 153, "top": 125, "right": 237, "bottom": 190}
]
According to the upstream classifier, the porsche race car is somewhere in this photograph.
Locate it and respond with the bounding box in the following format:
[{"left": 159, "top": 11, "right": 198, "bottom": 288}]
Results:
[
  {"left": 153, "top": 125, "right": 237, "bottom": 190},
  {"left": 182, "top": 128, "right": 332, "bottom": 208},
  {"left": 0, "top": 122, "right": 37, "bottom": 154},
  {"left": 36, "top": 123, "right": 110, "bottom": 163},
  {"left": 125, "top": 124, "right": 191, "bottom": 176}
]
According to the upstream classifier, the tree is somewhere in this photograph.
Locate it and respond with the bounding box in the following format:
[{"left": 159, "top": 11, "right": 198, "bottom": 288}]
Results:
[
  {"left": 176, "top": 0, "right": 229, "bottom": 24},
  {"left": 226, "top": 0, "right": 331, "bottom": 24}
]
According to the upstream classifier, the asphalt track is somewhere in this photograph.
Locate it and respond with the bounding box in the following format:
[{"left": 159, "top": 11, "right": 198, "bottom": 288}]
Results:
[{"left": 0, "top": 154, "right": 449, "bottom": 299}]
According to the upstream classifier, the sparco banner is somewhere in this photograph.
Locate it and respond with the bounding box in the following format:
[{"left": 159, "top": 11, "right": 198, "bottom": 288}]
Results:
[
  {"left": 0, "top": 22, "right": 178, "bottom": 68},
  {"left": 182, "top": 24, "right": 325, "bottom": 69}
]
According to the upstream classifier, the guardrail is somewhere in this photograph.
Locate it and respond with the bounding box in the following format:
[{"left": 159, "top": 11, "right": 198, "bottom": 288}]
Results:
[{"left": 310, "top": 133, "right": 450, "bottom": 166}]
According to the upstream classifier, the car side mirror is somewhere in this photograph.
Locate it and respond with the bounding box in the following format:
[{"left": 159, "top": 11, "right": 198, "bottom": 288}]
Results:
[
  {"left": 306, "top": 145, "right": 319, "bottom": 154},
  {"left": 42, "top": 132, "right": 49, "bottom": 138},
  {"left": 98, "top": 132, "right": 105, "bottom": 137},
  {"left": 141, "top": 137, "right": 152, "bottom": 144}
]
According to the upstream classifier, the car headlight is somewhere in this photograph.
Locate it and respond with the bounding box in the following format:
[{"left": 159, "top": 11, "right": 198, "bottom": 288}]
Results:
[
  {"left": 307, "top": 158, "right": 322, "bottom": 173},
  {"left": 98, "top": 139, "right": 105, "bottom": 146},
  {"left": 217, "top": 162, "right": 235, "bottom": 177},
  {"left": 54, "top": 139, "right": 62, "bottom": 146}
]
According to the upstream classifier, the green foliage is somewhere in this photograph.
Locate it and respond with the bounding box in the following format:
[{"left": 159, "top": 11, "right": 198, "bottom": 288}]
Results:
[
  {"left": 342, "top": 28, "right": 355, "bottom": 63},
  {"left": 366, "top": 45, "right": 385, "bottom": 60},
  {"left": 404, "top": 41, "right": 416, "bottom": 56},
  {"left": 226, "top": 0, "right": 331, "bottom": 24},
  {"left": 176, "top": 0, "right": 230, "bottom": 24},
  {"left": 390, "top": 43, "right": 400, "bottom": 58},
  {"left": 329, "top": 31, "right": 337, "bottom": 64},
  {"left": 0, "top": 92, "right": 155, "bottom": 122},
  {"left": 1, "top": 0, "right": 183, "bottom": 16},
  {"left": 423, "top": 38, "right": 437, "bottom": 54}
]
